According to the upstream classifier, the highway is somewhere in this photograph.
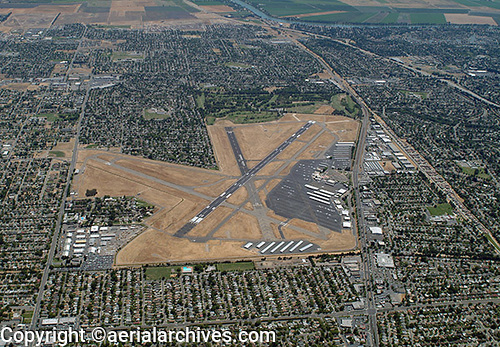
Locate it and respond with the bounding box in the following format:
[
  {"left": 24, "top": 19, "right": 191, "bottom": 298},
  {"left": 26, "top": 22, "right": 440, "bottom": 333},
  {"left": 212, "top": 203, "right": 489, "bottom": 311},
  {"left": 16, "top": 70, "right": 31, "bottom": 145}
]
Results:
[{"left": 173, "top": 121, "right": 314, "bottom": 238}]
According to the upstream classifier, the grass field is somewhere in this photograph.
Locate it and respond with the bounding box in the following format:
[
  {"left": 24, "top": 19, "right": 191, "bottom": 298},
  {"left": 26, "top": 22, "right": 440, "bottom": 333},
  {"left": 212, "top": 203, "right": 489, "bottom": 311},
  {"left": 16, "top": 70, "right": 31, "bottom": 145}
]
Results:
[
  {"left": 427, "top": 203, "right": 453, "bottom": 216},
  {"left": 410, "top": 13, "right": 446, "bottom": 24},
  {"left": 49, "top": 150, "right": 65, "bottom": 157},
  {"left": 111, "top": 51, "right": 143, "bottom": 62},
  {"left": 246, "top": 0, "right": 354, "bottom": 17},
  {"left": 461, "top": 166, "right": 491, "bottom": 179},
  {"left": 145, "top": 266, "right": 173, "bottom": 280},
  {"left": 22, "top": 311, "right": 34, "bottom": 324},
  {"left": 380, "top": 12, "right": 399, "bottom": 23},
  {"left": 144, "top": 109, "right": 170, "bottom": 120},
  {"left": 217, "top": 261, "right": 255, "bottom": 271}
]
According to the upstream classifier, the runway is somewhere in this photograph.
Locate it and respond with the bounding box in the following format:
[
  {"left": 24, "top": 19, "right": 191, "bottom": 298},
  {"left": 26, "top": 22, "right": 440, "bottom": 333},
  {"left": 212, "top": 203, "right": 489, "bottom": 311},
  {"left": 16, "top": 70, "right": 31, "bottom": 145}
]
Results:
[{"left": 174, "top": 121, "right": 314, "bottom": 238}]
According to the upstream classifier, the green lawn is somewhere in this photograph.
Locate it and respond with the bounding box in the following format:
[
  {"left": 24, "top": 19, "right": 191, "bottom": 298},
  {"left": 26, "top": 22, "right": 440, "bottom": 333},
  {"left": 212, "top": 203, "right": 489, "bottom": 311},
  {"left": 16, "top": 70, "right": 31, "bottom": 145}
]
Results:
[
  {"left": 36, "top": 113, "right": 59, "bottom": 122},
  {"left": 49, "top": 150, "right": 65, "bottom": 158},
  {"left": 144, "top": 109, "right": 170, "bottom": 120},
  {"left": 145, "top": 267, "right": 172, "bottom": 280},
  {"left": 460, "top": 166, "right": 490, "bottom": 180},
  {"left": 136, "top": 199, "right": 154, "bottom": 208},
  {"left": 225, "top": 62, "right": 253, "bottom": 69},
  {"left": 217, "top": 261, "right": 255, "bottom": 271},
  {"left": 227, "top": 111, "right": 280, "bottom": 124},
  {"left": 400, "top": 90, "right": 428, "bottom": 99},
  {"left": 427, "top": 203, "right": 453, "bottom": 216},
  {"left": 196, "top": 93, "right": 206, "bottom": 108},
  {"left": 22, "top": 311, "right": 34, "bottom": 324},
  {"left": 111, "top": 51, "right": 143, "bottom": 61},
  {"left": 410, "top": 13, "right": 446, "bottom": 24}
]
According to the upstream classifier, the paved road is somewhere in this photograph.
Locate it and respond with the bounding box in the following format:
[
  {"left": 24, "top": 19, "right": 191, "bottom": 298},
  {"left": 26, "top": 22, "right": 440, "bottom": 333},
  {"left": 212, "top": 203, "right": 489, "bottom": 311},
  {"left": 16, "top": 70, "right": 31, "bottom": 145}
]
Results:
[
  {"left": 174, "top": 121, "right": 314, "bottom": 238},
  {"left": 291, "top": 31, "right": 379, "bottom": 346},
  {"left": 31, "top": 74, "right": 91, "bottom": 331}
]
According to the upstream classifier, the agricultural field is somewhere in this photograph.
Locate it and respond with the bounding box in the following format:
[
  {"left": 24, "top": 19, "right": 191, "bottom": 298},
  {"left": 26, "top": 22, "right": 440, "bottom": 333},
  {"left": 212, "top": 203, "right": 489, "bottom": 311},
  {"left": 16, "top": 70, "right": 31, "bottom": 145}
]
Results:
[{"left": 244, "top": 0, "right": 500, "bottom": 24}]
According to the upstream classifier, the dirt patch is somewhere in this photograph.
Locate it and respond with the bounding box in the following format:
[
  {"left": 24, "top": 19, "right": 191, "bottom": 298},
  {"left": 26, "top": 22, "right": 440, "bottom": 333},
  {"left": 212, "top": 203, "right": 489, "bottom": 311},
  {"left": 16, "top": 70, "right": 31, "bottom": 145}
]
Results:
[
  {"left": 213, "top": 212, "right": 262, "bottom": 239},
  {"left": 380, "top": 160, "right": 396, "bottom": 172},
  {"left": 116, "top": 228, "right": 256, "bottom": 265},
  {"left": 50, "top": 139, "right": 75, "bottom": 159}
]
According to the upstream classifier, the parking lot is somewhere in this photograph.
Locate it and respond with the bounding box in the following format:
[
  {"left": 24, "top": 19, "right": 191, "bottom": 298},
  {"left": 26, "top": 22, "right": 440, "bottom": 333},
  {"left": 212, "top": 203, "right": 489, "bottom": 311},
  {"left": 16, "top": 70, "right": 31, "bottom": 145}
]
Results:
[{"left": 266, "top": 159, "right": 346, "bottom": 233}]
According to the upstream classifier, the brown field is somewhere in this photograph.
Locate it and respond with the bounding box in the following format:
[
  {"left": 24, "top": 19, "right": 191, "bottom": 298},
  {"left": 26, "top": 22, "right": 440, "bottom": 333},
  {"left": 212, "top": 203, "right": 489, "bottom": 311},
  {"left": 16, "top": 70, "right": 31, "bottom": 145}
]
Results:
[
  {"left": 281, "top": 226, "right": 307, "bottom": 239},
  {"left": 275, "top": 140, "right": 306, "bottom": 161},
  {"left": 115, "top": 158, "right": 224, "bottom": 187},
  {"left": 279, "top": 160, "right": 297, "bottom": 176},
  {"left": 194, "top": 179, "right": 236, "bottom": 197},
  {"left": 233, "top": 122, "right": 302, "bottom": 160},
  {"left": 265, "top": 178, "right": 281, "bottom": 193},
  {"left": 315, "top": 105, "right": 335, "bottom": 114},
  {"left": 289, "top": 218, "right": 321, "bottom": 234},
  {"left": 189, "top": 206, "right": 234, "bottom": 237},
  {"left": 267, "top": 210, "right": 287, "bottom": 222},
  {"left": 292, "top": 123, "right": 321, "bottom": 142},
  {"left": 283, "top": 226, "right": 356, "bottom": 251},
  {"left": 0, "top": 4, "right": 80, "bottom": 15},
  {"left": 116, "top": 229, "right": 256, "bottom": 265},
  {"left": 148, "top": 199, "right": 204, "bottom": 232},
  {"left": 297, "top": 131, "right": 336, "bottom": 159},
  {"left": 226, "top": 186, "right": 248, "bottom": 205},
  {"left": 200, "top": 5, "right": 235, "bottom": 13},
  {"left": 50, "top": 139, "right": 75, "bottom": 159},
  {"left": 254, "top": 179, "right": 266, "bottom": 189},
  {"left": 445, "top": 13, "right": 497, "bottom": 25},
  {"left": 1, "top": 83, "right": 34, "bottom": 91},
  {"left": 325, "top": 119, "right": 360, "bottom": 142},
  {"left": 76, "top": 114, "right": 359, "bottom": 265},
  {"left": 214, "top": 212, "right": 262, "bottom": 239},
  {"left": 206, "top": 124, "right": 241, "bottom": 175},
  {"left": 257, "top": 161, "right": 285, "bottom": 177}
]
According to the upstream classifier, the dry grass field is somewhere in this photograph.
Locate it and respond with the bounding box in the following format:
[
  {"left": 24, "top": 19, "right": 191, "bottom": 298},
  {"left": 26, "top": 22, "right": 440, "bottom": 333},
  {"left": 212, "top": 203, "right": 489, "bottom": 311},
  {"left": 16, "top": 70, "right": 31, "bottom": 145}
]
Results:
[
  {"left": 444, "top": 13, "right": 497, "bottom": 25},
  {"left": 74, "top": 112, "right": 359, "bottom": 265},
  {"left": 116, "top": 228, "right": 256, "bottom": 265},
  {"left": 199, "top": 5, "right": 235, "bottom": 13},
  {"left": 213, "top": 212, "right": 262, "bottom": 239},
  {"left": 232, "top": 122, "right": 302, "bottom": 160}
]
